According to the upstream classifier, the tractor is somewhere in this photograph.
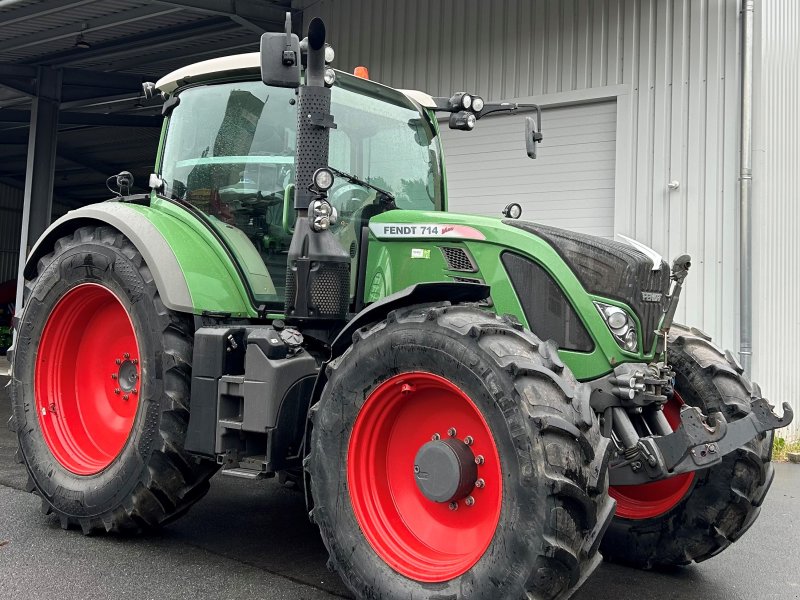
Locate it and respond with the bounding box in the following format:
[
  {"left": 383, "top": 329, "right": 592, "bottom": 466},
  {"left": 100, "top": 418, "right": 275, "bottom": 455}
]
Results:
[{"left": 9, "top": 15, "right": 792, "bottom": 600}]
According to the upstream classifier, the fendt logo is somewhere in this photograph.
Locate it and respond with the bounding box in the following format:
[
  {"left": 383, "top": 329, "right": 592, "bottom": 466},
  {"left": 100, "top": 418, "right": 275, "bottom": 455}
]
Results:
[{"left": 641, "top": 291, "right": 663, "bottom": 303}]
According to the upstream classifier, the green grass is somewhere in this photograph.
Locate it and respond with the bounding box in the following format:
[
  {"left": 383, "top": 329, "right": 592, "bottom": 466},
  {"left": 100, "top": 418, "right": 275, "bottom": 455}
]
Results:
[{"left": 772, "top": 436, "right": 800, "bottom": 462}]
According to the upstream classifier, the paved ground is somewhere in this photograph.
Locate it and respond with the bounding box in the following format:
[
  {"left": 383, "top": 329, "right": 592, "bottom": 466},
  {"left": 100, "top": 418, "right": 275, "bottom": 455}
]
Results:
[{"left": 1, "top": 372, "right": 798, "bottom": 600}]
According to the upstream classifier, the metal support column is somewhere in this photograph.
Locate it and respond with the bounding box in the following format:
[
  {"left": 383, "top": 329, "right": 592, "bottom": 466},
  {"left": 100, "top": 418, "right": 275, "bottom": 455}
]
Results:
[{"left": 14, "top": 66, "right": 62, "bottom": 318}]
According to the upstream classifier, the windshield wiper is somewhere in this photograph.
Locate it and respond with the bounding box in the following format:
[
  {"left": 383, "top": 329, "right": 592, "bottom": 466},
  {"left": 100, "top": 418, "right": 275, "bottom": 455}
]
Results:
[{"left": 327, "top": 166, "right": 395, "bottom": 205}]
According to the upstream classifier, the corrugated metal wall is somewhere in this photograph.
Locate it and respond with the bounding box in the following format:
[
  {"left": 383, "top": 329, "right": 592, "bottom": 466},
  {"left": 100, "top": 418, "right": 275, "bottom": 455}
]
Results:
[
  {"left": 752, "top": 0, "right": 800, "bottom": 440},
  {"left": 299, "top": 0, "right": 742, "bottom": 349},
  {"left": 0, "top": 183, "right": 23, "bottom": 284}
]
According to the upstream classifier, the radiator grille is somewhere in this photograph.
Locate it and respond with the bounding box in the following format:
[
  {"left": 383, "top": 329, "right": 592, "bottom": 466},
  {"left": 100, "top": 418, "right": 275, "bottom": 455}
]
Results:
[{"left": 440, "top": 246, "right": 477, "bottom": 272}]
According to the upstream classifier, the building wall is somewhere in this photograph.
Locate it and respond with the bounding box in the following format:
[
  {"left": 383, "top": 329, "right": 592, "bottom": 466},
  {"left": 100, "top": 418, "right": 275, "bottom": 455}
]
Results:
[
  {"left": 752, "top": 0, "right": 800, "bottom": 439},
  {"left": 299, "top": 0, "right": 742, "bottom": 348},
  {"left": 0, "top": 183, "right": 24, "bottom": 285}
]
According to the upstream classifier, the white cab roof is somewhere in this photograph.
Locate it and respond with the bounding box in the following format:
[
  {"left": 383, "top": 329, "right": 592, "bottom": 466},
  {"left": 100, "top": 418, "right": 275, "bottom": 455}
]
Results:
[{"left": 154, "top": 53, "right": 437, "bottom": 109}]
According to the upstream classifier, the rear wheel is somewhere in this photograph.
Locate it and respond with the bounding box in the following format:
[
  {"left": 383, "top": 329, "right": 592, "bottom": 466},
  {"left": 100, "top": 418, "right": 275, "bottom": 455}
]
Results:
[
  {"left": 601, "top": 324, "right": 773, "bottom": 567},
  {"left": 10, "top": 226, "right": 217, "bottom": 532},
  {"left": 309, "top": 304, "right": 614, "bottom": 599}
]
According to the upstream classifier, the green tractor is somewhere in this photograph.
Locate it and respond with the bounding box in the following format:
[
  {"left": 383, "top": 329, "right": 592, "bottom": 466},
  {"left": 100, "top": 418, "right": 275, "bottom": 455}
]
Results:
[{"left": 9, "top": 16, "right": 792, "bottom": 600}]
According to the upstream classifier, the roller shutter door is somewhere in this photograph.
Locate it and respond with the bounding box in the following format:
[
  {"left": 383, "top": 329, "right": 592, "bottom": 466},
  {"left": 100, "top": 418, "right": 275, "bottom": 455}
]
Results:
[{"left": 439, "top": 101, "right": 617, "bottom": 238}]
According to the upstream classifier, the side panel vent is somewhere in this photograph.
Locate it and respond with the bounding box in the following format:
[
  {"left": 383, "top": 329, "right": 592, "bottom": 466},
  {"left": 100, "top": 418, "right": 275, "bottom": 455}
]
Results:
[{"left": 440, "top": 246, "right": 478, "bottom": 272}]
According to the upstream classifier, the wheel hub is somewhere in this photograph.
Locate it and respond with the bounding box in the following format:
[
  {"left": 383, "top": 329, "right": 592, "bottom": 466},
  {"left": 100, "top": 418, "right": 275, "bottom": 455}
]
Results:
[
  {"left": 414, "top": 438, "right": 477, "bottom": 503},
  {"left": 116, "top": 358, "right": 139, "bottom": 393}
]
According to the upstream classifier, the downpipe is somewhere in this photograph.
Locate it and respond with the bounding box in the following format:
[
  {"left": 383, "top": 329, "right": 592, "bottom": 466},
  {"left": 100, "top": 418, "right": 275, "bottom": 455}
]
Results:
[{"left": 739, "top": 0, "right": 754, "bottom": 375}]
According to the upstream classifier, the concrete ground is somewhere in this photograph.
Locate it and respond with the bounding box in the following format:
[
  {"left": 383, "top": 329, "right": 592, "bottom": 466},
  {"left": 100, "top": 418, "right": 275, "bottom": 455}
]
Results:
[{"left": 1, "top": 372, "right": 798, "bottom": 600}]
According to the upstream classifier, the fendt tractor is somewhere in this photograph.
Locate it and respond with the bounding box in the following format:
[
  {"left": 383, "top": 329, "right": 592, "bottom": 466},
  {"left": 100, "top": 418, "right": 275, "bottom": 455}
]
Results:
[{"left": 9, "top": 15, "right": 792, "bottom": 600}]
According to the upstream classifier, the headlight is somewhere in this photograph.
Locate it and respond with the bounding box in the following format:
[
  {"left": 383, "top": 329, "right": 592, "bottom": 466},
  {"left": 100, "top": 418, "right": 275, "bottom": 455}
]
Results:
[
  {"left": 313, "top": 167, "right": 334, "bottom": 191},
  {"left": 323, "top": 67, "right": 336, "bottom": 87},
  {"left": 472, "top": 96, "right": 484, "bottom": 112},
  {"left": 594, "top": 301, "right": 638, "bottom": 352}
]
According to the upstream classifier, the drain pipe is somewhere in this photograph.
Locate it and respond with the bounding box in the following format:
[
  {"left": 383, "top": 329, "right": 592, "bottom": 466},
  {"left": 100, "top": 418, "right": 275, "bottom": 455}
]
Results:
[{"left": 739, "top": 0, "right": 755, "bottom": 375}]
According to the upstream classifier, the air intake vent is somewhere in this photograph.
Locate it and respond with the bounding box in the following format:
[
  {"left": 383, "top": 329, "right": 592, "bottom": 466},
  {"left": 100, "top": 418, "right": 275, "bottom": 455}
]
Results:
[
  {"left": 452, "top": 276, "right": 483, "bottom": 284},
  {"left": 441, "top": 246, "right": 478, "bottom": 272}
]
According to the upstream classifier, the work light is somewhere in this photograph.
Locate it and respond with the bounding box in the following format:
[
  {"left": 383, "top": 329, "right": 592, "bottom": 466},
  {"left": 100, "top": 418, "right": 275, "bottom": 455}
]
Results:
[{"left": 313, "top": 167, "right": 335, "bottom": 191}]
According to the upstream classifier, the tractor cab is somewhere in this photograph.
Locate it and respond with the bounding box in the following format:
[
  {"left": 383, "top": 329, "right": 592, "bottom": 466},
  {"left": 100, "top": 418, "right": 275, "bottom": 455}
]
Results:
[{"left": 155, "top": 57, "right": 443, "bottom": 305}]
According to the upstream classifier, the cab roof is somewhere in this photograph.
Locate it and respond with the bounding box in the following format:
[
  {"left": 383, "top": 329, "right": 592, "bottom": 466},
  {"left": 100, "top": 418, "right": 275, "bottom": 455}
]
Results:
[{"left": 154, "top": 52, "right": 437, "bottom": 109}]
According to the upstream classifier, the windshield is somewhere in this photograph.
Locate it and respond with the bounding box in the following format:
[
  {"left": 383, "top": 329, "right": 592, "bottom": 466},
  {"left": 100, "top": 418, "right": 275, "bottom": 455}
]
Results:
[{"left": 160, "top": 76, "right": 443, "bottom": 306}]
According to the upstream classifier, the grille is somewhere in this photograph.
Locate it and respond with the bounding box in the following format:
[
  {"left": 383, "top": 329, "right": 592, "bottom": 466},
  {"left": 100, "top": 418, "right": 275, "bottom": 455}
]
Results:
[
  {"left": 284, "top": 268, "right": 297, "bottom": 314},
  {"left": 310, "top": 263, "right": 350, "bottom": 316},
  {"left": 505, "top": 220, "right": 670, "bottom": 351},
  {"left": 440, "top": 246, "right": 477, "bottom": 272},
  {"left": 502, "top": 252, "right": 594, "bottom": 352},
  {"left": 452, "top": 276, "right": 483, "bottom": 284}
]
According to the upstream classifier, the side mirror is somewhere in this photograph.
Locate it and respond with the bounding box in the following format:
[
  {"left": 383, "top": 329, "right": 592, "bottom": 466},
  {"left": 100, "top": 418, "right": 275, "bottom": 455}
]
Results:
[
  {"left": 525, "top": 116, "right": 543, "bottom": 159},
  {"left": 260, "top": 13, "right": 301, "bottom": 88}
]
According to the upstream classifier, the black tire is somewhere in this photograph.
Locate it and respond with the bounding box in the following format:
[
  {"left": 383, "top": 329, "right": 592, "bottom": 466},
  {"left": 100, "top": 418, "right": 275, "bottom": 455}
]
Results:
[
  {"left": 601, "top": 323, "right": 773, "bottom": 568},
  {"left": 10, "top": 225, "right": 217, "bottom": 533},
  {"left": 309, "top": 304, "right": 614, "bottom": 600}
]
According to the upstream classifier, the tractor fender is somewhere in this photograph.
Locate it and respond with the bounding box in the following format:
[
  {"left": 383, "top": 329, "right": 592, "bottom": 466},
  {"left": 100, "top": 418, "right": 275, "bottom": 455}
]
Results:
[
  {"left": 24, "top": 202, "right": 194, "bottom": 314},
  {"left": 330, "top": 282, "right": 490, "bottom": 359}
]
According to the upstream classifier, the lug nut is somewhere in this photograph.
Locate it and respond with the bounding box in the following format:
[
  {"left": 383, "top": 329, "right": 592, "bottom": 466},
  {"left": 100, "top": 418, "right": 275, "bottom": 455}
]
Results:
[
  {"left": 123, "top": 394, "right": 129, "bottom": 401},
  {"left": 464, "top": 435, "right": 474, "bottom": 446},
  {"left": 111, "top": 374, "right": 118, "bottom": 380},
  {"left": 448, "top": 502, "right": 458, "bottom": 511},
  {"left": 447, "top": 427, "right": 457, "bottom": 437},
  {"left": 432, "top": 433, "right": 441, "bottom": 441},
  {"left": 115, "top": 359, "right": 121, "bottom": 365},
  {"left": 132, "top": 389, "right": 138, "bottom": 395},
  {"left": 123, "top": 353, "right": 130, "bottom": 359},
  {"left": 475, "top": 455, "right": 484, "bottom": 465},
  {"left": 465, "top": 496, "right": 475, "bottom": 507},
  {"left": 475, "top": 478, "right": 485, "bottom": 488},
  {"left": 132, "top": 359, "right": 138, "bottom": 365},
  {"left": 114, "top": 388, "right": 120, "bottom": 395}
]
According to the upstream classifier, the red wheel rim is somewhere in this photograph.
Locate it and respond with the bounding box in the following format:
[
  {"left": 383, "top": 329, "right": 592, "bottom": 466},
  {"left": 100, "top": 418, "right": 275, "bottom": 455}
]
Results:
[
  {"left": 35, "top": 283, "right": 141, "bottom": 476},
  {"left": 347, "top": 372, "right": 502, "bottom": 582},
  {"left": 609, "top": 391, "right": 696, "bottom": 519}
]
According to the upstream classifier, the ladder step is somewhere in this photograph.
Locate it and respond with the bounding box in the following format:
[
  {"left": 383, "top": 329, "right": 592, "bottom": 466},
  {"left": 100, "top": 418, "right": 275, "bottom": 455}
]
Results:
[{"left": 221, "top": 467, "right": 266, "bottom": 480}]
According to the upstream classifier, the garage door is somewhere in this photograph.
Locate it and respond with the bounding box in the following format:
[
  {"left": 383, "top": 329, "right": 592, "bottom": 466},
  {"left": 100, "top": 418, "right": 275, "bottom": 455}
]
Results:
[{"left": 439, "top": 101, "right": 617, "bottom": 238}]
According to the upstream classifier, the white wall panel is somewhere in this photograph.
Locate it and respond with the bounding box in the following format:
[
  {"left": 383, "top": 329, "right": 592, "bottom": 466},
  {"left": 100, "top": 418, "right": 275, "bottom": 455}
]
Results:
[{"left": 752, "top": 0, "right": 800, "bottom": 440}]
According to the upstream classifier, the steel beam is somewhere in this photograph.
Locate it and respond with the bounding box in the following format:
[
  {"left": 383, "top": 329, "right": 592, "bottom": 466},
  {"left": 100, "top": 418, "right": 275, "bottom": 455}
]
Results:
[
  {"left": 34, "top": 18, "right": 235, "bottom": 67},
  {"left": 152, "top": 0, "right": 288, "bottom": 33},
  {"left": 0, "top": 5, "right": 182, "bottom": 54},
  {"left": 0, "top": 109, "right": 161, "bottom": 127},
  {"left": 109, "top": 37, "right": 258, "bottom": 72},
  {"left": 15, "top": 67, "right": 62, "bottom": 315},
  {"left": 0, "top": 0, "right": 101, "bottom": 27}
]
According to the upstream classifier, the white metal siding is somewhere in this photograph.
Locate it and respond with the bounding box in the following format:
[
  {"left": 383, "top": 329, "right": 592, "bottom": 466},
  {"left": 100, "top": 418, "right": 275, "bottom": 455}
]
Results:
[
  {"left": 752, "top": 0, "right": 800, "bottom": 440},
  {"left": 440, "top": 101, "right": 617, "bottom": 237}
]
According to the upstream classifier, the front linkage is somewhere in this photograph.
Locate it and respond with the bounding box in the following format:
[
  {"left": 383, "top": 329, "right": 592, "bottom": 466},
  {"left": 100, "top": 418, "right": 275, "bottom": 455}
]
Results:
[{"left": 591, "top": 255, "right": 793, "bottom": 487}]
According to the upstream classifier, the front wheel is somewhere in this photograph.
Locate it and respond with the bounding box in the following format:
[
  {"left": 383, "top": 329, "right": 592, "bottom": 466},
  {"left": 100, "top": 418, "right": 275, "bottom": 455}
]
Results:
[
  {"left": 309, "top": 304, "right": 614, "bottom": 600},
  {"left": 601, "top": 324, "right": 773, "bottom": 567}
]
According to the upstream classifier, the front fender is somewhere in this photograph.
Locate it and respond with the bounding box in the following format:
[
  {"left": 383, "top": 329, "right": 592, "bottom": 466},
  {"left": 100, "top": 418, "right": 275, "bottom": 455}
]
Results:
[{"left": 24, "top": 201, "right": 253, "bottom": 317}]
